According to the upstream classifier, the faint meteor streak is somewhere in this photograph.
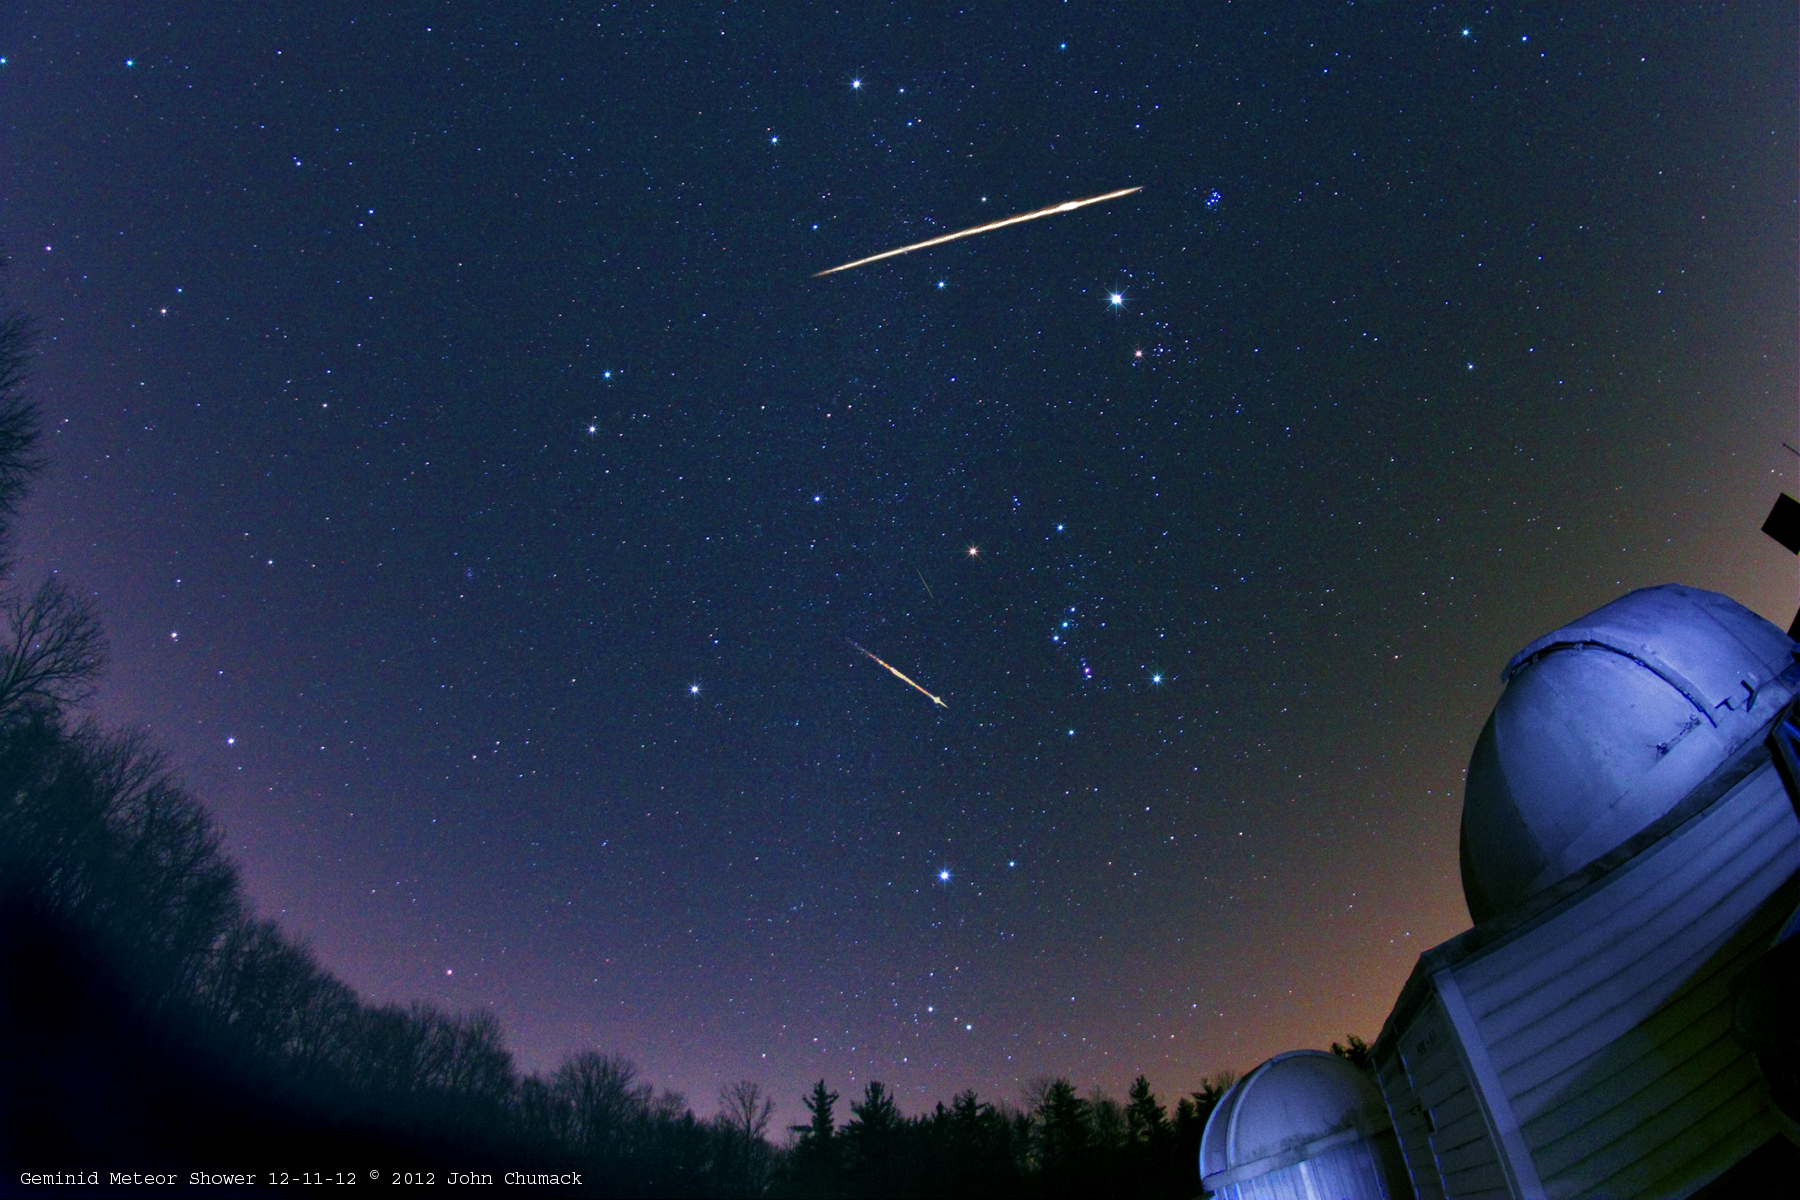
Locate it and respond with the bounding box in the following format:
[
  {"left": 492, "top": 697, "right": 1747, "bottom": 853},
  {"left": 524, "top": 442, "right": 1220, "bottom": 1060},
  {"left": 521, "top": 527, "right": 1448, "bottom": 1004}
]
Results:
[
  {"left": 850, "top": 640, "right": 948, "bottom": 708},
  {"left": 814, "top": 186, "right": 1142, "bottom": 277},
  {"left": 917, "top": 567, "right": 935, "bottom": 600}
]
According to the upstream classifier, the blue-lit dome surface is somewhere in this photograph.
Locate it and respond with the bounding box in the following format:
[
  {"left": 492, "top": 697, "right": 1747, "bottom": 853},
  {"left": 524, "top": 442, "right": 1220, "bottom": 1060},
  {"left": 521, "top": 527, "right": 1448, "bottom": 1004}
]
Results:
[
  {"left": 1199, "top": 1050, "right": 1406, "bottom": 1200},
  {"left": 1460, "top": 584, "right": 1798, "bottom": 924}
]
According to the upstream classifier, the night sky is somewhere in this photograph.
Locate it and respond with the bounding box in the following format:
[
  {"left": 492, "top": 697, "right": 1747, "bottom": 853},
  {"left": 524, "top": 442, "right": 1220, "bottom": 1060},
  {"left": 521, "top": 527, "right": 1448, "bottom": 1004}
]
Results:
[{"left": 1, "top": 3, "right": 1794, "bottom": 1122}]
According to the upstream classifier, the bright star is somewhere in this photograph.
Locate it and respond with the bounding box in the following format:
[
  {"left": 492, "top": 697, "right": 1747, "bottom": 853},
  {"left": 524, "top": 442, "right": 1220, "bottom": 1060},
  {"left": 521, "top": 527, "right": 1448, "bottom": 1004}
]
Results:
[
  {"left": 1151, "top": 674, "right": 1162, "bottom": 684},
  {"left": 689, "top": 684, "right": 701, "bottom": 695},
  {"left": 851, "top": 78, "right": 862, "bottom": 89},
  {"left": 1108, "top": 293, "right": 1123, "bottom": 307},
  {"left": 938, "top": 869, "right": 952, "bottom": 882},
  {"left": 936, "top": 280, "right": 946, "bottom": 289},
  {"left": 587, "top": 424, "right": 596, "bottom": 434},
  {"left": 769, "top": 134, "right": 779, "bottom": 144},
  {"left": 968, "top": 546, "right": 978, "bottom": 556}
]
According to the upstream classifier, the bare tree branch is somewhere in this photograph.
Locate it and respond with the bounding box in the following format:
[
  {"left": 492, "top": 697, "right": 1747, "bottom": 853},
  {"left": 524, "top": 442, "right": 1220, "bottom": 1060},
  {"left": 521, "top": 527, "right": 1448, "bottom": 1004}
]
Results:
[
  {"left": 0, "top": 576, "right": 106, "bottom": 714},
  {"left": 719, "top": 1078, "right": 776, "bottom": 1144},
  {"left": 0, "top": 308, "right": 45, "bottom": 562}
]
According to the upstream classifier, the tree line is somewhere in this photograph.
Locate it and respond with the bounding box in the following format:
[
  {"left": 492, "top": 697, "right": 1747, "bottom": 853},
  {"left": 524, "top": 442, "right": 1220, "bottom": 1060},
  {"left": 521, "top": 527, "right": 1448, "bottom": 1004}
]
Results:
[
  {"left": 778, "top": 1073, "right": 1237, "bottom": 1199},
  {"left": 0, "top": 301, "right": 1364, "bottom": 1195}
]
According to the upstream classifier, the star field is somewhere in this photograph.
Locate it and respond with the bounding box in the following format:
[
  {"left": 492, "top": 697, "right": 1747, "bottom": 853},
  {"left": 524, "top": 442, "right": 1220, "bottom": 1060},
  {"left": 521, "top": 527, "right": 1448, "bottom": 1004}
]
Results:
[{"left": 0, "top": 3, "right": 1794, "bottom": 1122}]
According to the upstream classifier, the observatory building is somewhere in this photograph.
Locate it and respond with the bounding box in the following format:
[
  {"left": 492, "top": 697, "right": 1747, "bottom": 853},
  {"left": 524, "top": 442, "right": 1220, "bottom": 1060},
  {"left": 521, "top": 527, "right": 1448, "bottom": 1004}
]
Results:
[
  {"left": 1198, "top": 1050, "right": 1412, "bottom": 1199},
  {"left": 1203, "top": 584, "right": 1800, "bottom": 1199}
]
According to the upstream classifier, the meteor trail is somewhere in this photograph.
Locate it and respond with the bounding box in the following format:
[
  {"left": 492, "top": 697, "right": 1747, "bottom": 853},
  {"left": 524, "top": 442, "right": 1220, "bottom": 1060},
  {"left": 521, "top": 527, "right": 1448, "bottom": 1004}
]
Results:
[
  {"left": 814, "top": 186, "right": 1142, "bottom": 277},
  {"left": 917, "top": 568, "right": 935, "bottom": 600},
  {"left": 850, "top": 641, "right": 948, "bottom": 708}
]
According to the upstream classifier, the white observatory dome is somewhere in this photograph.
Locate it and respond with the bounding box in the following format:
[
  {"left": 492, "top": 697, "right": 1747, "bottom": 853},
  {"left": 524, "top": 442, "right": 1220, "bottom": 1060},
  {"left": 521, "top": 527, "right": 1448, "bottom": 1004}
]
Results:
[
  {"left": 1460, "top": 584, "right": 1798, "bottom": 923},
  {"left": 1199, "top": 1050, "right": 1409, "bottom": 1200}
]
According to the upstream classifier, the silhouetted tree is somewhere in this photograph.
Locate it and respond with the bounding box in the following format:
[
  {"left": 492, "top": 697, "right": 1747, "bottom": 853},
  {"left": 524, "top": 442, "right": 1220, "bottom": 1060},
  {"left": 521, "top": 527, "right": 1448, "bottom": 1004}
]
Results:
[
  {"left": 194, "top": 917, "right": 361, "bottom": 1076},
  {"left": 718, "top": 1078, "right": 777, "bottom": 1196},
  {"left": 794, "top": 1078, "right": 838, "bottom": 1145},
  {"left": 1172, "top": 1070, "right": 1237, "bottom": 1194},
  {"left": 0, "top": 579, "right": 104, "bottom": 716},
  {"left": 0, "top": 304, "right": 44, "bottom": 559},
  {"left": 1033, "top": 1077, "right": 1093, "bottom": 1196},
  {"left": 554, "top": 1050, "right": 654, "bottom": 1155},
  {"left": 1123, "top": 1075, "right": 1187, "bottom": 1198},
  {"left": 0, "top": 301, "right": 101, "bottom": 719},
  {"left": 1124, "top": 1075, "right": 1169, "bottom": 1146},
  {"left": 843, "top": 1081, "right": 904, "bottom": 1195},
  {"left": 1331, "top": 1033, "right": 1374, "bottom": 1074},
  {"left": 916, "top": 1089, "right": 1030, "bottom": 1198},
  {"left": 786, "top": 1080, "right": 842, "bottom": 1197}
]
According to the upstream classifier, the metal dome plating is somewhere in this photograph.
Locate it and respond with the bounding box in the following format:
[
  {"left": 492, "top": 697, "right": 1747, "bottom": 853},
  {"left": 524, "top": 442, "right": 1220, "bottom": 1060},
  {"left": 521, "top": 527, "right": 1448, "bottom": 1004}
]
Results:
[
  {"left": 1460, "top": 584, "right": 1798, "bottom": 924},
  {"left": 1199, "top": 1050, "right": 1409, "bottom": 1199}
]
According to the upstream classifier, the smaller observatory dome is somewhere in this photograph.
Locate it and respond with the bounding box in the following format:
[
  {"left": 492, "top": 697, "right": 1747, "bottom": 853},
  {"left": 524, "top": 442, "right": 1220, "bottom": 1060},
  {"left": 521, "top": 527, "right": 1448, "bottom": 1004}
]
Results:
[
  {"left": 1461, "top": 584, "right": 1798, "bottom": 923},
  {"left": 1199, "top": 1050, "right": 1410, "bottom": 1200}
]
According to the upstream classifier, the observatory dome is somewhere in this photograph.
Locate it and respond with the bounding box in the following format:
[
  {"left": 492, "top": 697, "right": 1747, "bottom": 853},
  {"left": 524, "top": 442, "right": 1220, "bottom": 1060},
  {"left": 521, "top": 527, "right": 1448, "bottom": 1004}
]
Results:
[
  {"left": 1460, "top": 583, "right": 1798, "bottom": 924},
  {"left": 1198, "top": 1050, "right": 1408, "bottom": 1200}
]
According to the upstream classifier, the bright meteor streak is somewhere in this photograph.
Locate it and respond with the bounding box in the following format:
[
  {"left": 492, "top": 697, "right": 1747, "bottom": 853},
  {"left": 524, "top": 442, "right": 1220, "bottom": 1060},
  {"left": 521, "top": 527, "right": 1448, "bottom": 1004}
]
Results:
[
  {"left": 849, "top": 641, "right": 948, "bottom": 708},
  {"left": 814, "top": 186, "right": 1142, "bottom": 277}
]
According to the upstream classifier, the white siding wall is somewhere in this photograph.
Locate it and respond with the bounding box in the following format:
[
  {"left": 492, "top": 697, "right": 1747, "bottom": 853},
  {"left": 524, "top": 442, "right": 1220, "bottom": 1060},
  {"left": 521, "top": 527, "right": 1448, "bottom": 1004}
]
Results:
[
  {"left": 1385, "top": 998, "right": 1511, "bottom": 1199},
  {"left": 1376, "top": 1039, "right": 1445, "bottom": 1200},
  {"left": 1393, "top": 760, "right": 1798, "bottom": 1199},
  {"left": 1214, "top": 1140, "right": 1403, "bottom": 1200}
]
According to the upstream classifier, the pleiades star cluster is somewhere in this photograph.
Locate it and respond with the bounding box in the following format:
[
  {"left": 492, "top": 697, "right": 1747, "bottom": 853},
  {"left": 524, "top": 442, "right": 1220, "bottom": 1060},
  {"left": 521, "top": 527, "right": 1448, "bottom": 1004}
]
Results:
[{"left": 0, "top": 3, "right": 1793, "bottom": 1120}]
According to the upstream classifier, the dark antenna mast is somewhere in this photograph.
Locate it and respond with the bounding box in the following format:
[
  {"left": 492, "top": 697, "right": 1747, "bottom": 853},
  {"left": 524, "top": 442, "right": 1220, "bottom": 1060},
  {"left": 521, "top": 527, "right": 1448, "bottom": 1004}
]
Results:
[{"left": 1764, "top": 447, "right": 1800, "bottom": 635}]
